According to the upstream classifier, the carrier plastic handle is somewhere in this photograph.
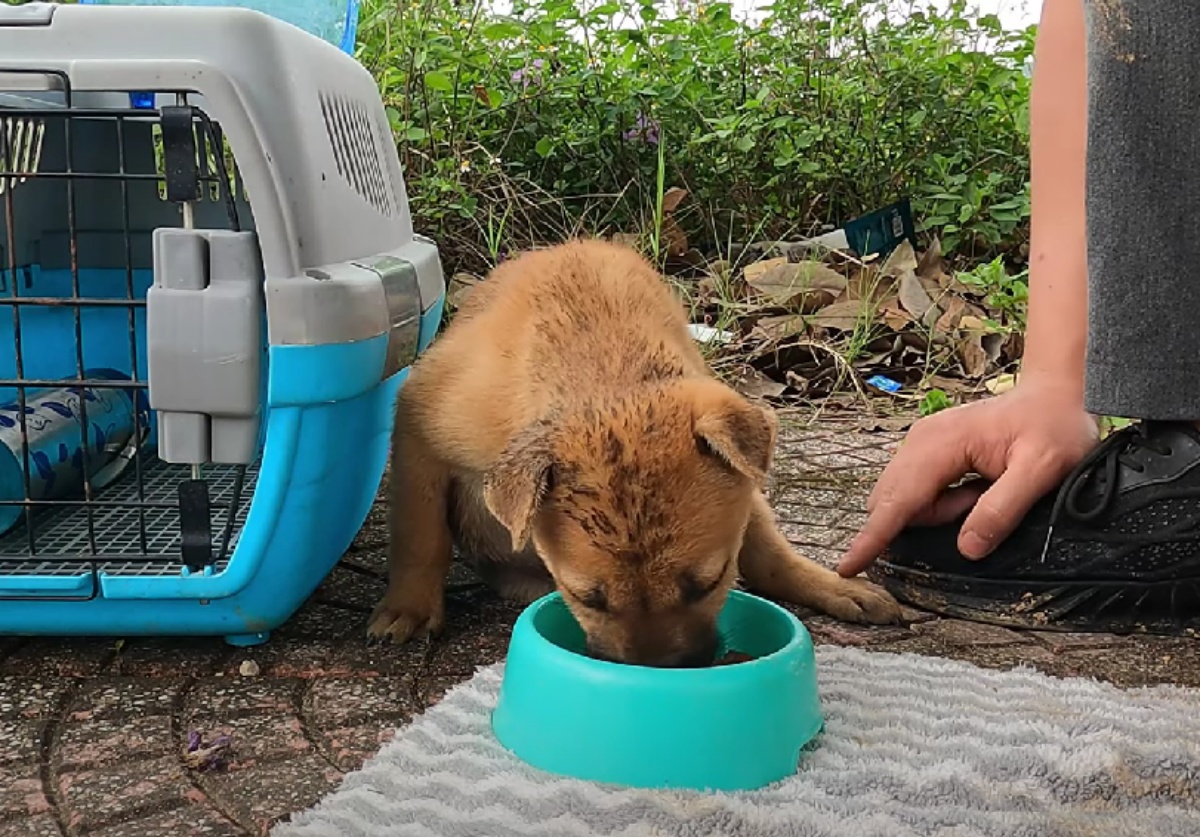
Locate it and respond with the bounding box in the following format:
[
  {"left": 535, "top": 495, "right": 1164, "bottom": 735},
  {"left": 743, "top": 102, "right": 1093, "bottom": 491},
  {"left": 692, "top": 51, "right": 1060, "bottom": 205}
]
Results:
[{"left": 0, "top": 3, "right": 56, "bottom": 26}]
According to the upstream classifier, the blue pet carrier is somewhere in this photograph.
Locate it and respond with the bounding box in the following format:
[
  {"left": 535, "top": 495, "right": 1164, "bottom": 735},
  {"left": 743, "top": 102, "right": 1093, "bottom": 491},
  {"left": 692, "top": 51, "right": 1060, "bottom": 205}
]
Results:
[{"left": 0, "top": 3, "right": 445, "bottom": 646}]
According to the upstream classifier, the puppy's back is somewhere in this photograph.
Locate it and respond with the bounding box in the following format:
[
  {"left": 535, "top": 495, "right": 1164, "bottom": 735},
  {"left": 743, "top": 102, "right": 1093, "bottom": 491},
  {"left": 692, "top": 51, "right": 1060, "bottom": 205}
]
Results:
[
  {"left": 407, "top": 241, "right": 709, "bottom": 465},
  {"left": 468, "top": 240, "right": 705, "bottom": 381}
]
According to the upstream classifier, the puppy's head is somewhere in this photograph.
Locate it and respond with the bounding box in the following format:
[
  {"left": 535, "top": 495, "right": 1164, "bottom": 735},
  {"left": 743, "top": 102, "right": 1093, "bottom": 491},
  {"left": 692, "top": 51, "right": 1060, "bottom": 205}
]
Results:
[{"left": 483, "top": 378, "right": 776, "bottom": 667}]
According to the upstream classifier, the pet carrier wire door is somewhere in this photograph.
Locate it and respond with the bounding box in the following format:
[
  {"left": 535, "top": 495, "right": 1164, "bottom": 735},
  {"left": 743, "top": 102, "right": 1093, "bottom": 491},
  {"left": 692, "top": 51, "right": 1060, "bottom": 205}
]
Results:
[{"left": 0, "top": 3, "right": 445, "bottom": 646}]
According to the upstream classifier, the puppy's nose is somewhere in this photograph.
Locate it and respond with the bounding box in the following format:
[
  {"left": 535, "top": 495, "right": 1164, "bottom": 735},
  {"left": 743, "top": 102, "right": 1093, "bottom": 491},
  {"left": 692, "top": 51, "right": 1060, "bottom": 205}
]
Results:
[
  {"left": 587, "top": 631, "right": 719, "bottom": 668},
  {"left": 670, "top": 645, "right": 720, "bottom": 669},
  {"left": 585, "top": 644, "right": 620, "bottom": 664},
  {"left": 638, "top": 634, "right": 720, "bottom": 669}
]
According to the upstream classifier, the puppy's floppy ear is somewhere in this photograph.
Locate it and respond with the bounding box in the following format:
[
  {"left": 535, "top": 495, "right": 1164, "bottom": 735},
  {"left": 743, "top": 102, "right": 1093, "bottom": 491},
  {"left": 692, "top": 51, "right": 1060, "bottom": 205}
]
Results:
[
  {"left": 690, "top": 381, "right": 778, "bottom": 485},
  {"left": 483, "top": 423, "right": 556, "bottom": 551}
]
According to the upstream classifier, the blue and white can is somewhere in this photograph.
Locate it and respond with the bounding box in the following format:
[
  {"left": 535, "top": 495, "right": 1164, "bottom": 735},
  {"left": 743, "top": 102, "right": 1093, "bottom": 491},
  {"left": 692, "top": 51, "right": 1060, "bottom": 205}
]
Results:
[{"left": 0, "top": 369, "right": 150, "bottom": 536}]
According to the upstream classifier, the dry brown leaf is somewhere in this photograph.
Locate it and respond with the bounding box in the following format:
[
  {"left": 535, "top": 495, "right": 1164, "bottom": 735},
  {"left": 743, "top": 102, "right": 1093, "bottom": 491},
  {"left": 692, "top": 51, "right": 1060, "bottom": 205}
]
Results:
[
  {"left": 735, "top": 370, "right": 788, "bottom": 401},
  {"left": 448, "top": 272, "right": 481, "bottom": 308},
  {"left": 745, "top": 261, "right": 847, "bottom": 309},
  {"left": 662, "top": 186, "right": 688, "bottom": 214},
  {"left": 880, "top": 240, "right": 918, "bottom": 279},
  {"left": 784, "top": 369, "right": 809, "bottom": 391},
  {"left": 877, "top": 296, "right": 913, "bottom": 332},
  {"left": 860, "top": 415, "right": 917, "bottom": 433},
  {"left": 796, "top": 261, "right": 848, "bottom": 291},
  {"left": 915, "top": 237, "right": 961, "bottom": 291},
  {"left": 810, "top": 299, "right": 868, "bottom": 331},
  {"left": 660, "top": 189, "right": 689, "bottom": 256},
  {"left": 916, "top": 237, "right": 943, "bottom": 277},
  {"left": 957, "top": 335, "right": 990, "bottom": 378},
  {"left": 753, "top": 315, "right": 808, "bottom": 341},
  {"left": 917, "top": 275, "right": 945, "bottom": 296},
  {"left": 935, "top": 296, "right": 967, "bottom": 332},
  {"left": 662, "top": 217, "right": 689, "bottom": 257},
  {"left": 927, "top": 374, "right": 970, "bottom": 394},
  {"left": 958, "top": 314, "right": 989, "bottom": 332},
  {"left": 945, "top": 274, "right": 973, "bottom": 294},
  {"left": 1002, "top": 331, "right": 1025, "bottom": 363},
  {"left": 842, "top": 265, "right": 893, "bottom": 304},
  {"left": 926, "top": 266, "right": 958, "bottom": 291},
  {"left": 897, "top": 271, "right": 936, "bottom": 319},
  {"left": 743, "top": 257, "right": 788, "bottom": 284},
  {"left": 964, "top": 301, "right": 990, "bottom": 320},
  {"left": 984, "top": 373, "right": 1018, "bottom": 395}
]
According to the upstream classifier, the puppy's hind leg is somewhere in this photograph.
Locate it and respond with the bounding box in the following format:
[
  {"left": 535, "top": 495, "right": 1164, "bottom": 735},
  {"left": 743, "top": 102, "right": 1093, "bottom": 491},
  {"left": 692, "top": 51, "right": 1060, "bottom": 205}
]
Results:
[
  {"left": 368, "top": 407, "right": 455, "bottom": 644},
  {"left": 472, "top": 553, "right": 555, "bottom": 605},
  {"left": 737, "top": 492, "right": 902, "bottom": 624}
]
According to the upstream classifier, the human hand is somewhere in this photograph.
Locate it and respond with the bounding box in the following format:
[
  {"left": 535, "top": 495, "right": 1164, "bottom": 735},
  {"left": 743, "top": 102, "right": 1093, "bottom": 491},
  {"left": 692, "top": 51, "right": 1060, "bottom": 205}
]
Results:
[{"left": 838, "top": 381, "right": 1099, "bottom": 577}]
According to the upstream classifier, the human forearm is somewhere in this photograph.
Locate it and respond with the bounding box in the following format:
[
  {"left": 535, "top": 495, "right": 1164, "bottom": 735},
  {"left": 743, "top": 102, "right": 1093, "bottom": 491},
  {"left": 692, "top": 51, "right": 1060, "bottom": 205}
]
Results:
[{"left": 1021, "top": 0, "right": 1088, "bottom": 401}]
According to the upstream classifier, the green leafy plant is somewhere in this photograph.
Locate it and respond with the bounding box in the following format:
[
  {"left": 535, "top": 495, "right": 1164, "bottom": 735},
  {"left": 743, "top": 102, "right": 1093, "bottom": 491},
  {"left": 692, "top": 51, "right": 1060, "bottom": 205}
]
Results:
[
  {"left": 919, "top": 388, "right": 953, "bottom": 417},
  {"left": 957, "top": 255, "right": 1029, "bottom": 330},
  {"left": 1099, "top": 416, "right": 1135, "bottom": 439},
  {"left": 356, "top": 0, "right": 1035, "bottom": 274}
]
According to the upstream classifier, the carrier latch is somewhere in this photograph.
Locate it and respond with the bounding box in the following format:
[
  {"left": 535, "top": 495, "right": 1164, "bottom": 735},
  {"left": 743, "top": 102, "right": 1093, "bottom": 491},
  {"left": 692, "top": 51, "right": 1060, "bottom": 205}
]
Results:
[
  {"left": 351, "top": 253, "right": 422, "bottom": 377},
  {"left": 147, "top": 228, "right": 264, "bottom": 466}
]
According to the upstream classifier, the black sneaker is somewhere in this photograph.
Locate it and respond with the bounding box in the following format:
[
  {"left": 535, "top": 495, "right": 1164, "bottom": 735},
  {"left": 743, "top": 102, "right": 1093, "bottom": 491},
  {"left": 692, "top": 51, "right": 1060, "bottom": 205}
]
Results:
[{"left": 877, "top": 421, "right": 1200, "bottom": 636}]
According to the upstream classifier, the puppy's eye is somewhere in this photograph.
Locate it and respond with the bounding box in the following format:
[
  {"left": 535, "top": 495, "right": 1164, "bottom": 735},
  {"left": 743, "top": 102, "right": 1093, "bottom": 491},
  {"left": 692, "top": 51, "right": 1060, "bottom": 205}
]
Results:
[
  {"left": 678, "top": 559, "right": 732, "bottom": 604},
  {"left": 566, "top": 585, "right": 609, "bottom": 613}
]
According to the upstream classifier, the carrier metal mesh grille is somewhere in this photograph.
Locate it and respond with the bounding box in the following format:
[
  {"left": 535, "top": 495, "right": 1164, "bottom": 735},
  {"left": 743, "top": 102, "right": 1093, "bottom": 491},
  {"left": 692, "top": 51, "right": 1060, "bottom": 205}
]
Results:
[
  {"left": 0, "top": 459, "right": 257, "bottom": 575},
  {"left": 0, "top": 70, "right": 259, "bottom": 592}
]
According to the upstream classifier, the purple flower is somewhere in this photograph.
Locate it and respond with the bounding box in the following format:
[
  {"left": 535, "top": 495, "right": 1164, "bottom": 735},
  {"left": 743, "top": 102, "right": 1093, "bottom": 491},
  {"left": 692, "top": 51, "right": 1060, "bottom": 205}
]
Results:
[
  {"left": 623, "top": 113, "right": 660, "bottom": 146},
  {"left": 184, "top": 730, "right": 234, "bottom": 772},
  {"left": 511, "top": 58, "right": 545, "bottom": 88}
]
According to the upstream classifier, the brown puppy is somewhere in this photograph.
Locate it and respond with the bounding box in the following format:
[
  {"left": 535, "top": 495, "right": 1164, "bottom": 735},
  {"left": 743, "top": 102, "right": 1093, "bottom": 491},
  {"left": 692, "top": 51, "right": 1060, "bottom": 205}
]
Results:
[{"left": 368, "top": 240, "right": 900, "bottom": 666}]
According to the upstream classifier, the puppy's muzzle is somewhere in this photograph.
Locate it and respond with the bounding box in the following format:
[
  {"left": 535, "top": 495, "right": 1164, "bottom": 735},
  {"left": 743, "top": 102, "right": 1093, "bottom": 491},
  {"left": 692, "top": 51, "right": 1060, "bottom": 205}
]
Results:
[{"left": 587, "top": 631, "right": 719, "bottom": 669}]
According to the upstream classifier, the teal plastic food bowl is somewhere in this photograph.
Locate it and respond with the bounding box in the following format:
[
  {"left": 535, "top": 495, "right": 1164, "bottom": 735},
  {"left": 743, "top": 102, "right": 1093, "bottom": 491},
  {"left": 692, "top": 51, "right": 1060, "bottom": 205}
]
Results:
[{"left": 491, "top": 590, "right": 824, "bottom": 792}]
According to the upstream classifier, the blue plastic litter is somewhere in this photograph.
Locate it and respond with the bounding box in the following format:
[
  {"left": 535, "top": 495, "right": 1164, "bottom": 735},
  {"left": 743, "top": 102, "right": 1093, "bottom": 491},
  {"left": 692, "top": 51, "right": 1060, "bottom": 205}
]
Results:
[{"left": 865, "top": 375, "right": 903, "bottom": 394}]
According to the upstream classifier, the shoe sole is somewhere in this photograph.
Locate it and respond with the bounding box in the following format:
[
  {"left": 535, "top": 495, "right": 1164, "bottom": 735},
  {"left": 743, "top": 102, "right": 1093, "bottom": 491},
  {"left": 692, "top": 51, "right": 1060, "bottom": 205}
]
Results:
[{"left": 876, "top": 560, "right": 1200, "bottom": 637}]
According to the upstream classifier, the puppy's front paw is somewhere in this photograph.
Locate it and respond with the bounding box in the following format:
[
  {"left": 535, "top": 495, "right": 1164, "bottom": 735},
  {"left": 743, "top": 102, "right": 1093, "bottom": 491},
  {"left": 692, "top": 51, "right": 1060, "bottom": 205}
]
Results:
[
  {"left": 813, "top": 577, "right": 902, "bottom": 625},
  {"left": 367, "top": 590, "right": 445, "bottom": 644}
]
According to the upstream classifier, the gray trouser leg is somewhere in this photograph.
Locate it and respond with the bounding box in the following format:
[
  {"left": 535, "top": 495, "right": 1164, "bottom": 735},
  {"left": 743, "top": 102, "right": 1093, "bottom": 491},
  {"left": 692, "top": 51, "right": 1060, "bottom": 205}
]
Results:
[{"left": 1083, "top": 0, "right": 1200, "bottom": 419}]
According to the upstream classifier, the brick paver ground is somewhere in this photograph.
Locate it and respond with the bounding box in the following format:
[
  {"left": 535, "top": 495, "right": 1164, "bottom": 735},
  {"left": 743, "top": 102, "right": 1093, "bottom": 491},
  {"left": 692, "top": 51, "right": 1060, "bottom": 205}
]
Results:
[{"left": 2, "top": 421, "right": 1198, "bottom": 836}]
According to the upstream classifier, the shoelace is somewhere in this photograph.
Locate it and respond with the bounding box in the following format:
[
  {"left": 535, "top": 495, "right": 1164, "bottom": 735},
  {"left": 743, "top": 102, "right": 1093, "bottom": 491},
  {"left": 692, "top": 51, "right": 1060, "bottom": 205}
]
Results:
[{"left": 1052, "top": 422, "right": 1175, "bottom": 525}]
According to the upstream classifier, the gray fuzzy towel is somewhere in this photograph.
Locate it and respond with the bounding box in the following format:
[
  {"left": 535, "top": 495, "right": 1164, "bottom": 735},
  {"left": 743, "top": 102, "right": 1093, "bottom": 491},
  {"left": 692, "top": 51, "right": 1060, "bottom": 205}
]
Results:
[{"left": 273, "top": 646, "right": 1200, "bottom": 837}]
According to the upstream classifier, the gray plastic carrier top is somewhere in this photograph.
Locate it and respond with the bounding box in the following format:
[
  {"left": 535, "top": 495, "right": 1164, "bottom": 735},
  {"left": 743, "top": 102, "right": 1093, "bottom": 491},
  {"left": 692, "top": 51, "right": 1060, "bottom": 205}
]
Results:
[
  {"left": 0, "top": 1, "right": 443, "bottom": 344},
  {"left": 0, "top": 2, "right": 445, "bottom": 467}
]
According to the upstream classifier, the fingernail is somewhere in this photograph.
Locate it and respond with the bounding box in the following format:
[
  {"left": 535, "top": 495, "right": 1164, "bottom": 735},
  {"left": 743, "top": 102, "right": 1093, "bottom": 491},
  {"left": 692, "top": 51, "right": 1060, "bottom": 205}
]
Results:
[{"left": 960, "top": 531, "right": 991, "bottom": 559}]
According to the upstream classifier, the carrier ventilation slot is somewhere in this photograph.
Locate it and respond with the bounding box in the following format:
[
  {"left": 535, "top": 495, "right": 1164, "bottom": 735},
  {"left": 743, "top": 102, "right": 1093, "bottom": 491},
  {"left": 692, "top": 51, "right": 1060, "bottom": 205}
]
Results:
[{"left": 319, "top": 91, "right": 394, "bottom": 217}]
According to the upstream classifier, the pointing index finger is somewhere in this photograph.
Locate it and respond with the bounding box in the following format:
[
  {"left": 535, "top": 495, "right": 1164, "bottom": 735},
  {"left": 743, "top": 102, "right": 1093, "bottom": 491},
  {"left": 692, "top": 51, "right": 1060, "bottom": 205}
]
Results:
[{"left": 838, "top": 430, "right": 971, "bottom": 577}]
